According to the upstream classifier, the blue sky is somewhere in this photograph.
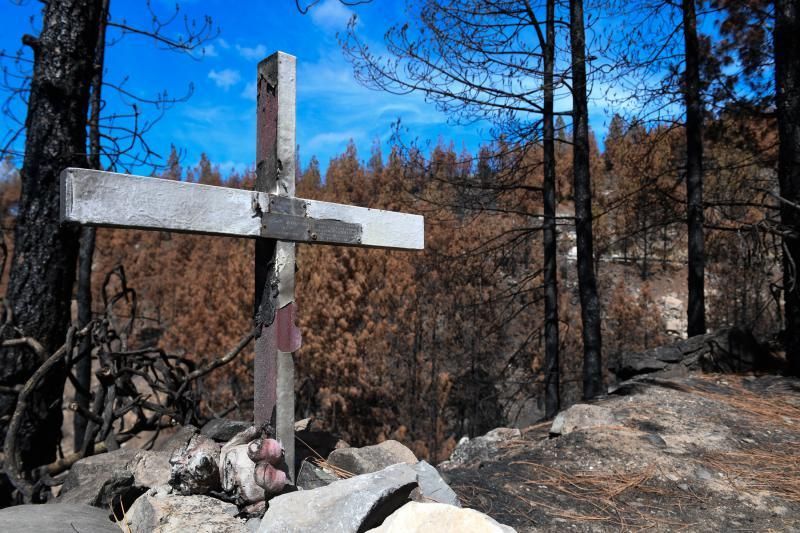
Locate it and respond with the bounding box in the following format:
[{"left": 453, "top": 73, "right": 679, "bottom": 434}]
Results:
[{"left": 0, "top": 0, "right": 624, "bottom": 177}]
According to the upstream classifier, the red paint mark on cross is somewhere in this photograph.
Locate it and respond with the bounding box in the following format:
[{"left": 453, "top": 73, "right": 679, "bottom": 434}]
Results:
[{"left": 276, "top": 302, "right": 302, "bottom": 353}]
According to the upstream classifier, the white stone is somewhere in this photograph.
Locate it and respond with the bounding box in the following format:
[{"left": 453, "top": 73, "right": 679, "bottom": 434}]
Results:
[
  {"left": 125, "top": 486, "right": 247, "bottom": 533},
  {"left": 369, "top": 502, "right": 516, "bottom": 533},
  {"left": 550, "top": 404, "right": 617, "bottom": 436}
]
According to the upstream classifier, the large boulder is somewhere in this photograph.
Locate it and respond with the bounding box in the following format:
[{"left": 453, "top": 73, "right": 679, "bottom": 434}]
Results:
[
  {"left": 57, "top": 448, "right": 170, "bottom": 515},
  {"left": 608, "top": 327, "right": 777, "bottom": 382},
  {"left": 296, "top": 458, "right": 461, "bottom": 507},
  {"left": 439, "top": 428, "right": 521, "bottom": 469},
  {"left": 370, "top": 502, "right": 516, "bottom": 533},
  {"left": 411, "top": 461, "right": 460, "bottom": 507},
  {"left": 201, "top": 419, "right": 252, "bottom": 442},
  {"left": 0, "top": 503, "right": 119, "bottom": 533},
  {"left": 155, "top": 424, "right": 200, "bottom": 453},
  {"left": 125, "top": 486, "right": 248, "bottom": 533},
  {"left": 259, "top": 463, "right": 417, "bottom": 533},
  {"left": 549, "top": 404, "right": 618, "bottom": 436},
  {"left": 0, "top": 503, "right": 118, "bottom": 532},
  {"left": 327, "top": 440, "right": 417, "bottom": 476}
]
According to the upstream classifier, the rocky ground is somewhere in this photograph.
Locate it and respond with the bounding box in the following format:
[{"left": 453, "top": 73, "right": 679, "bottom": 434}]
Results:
[
  {"left": 1, "top": 331, "right": 798, "bottom": 532},
  {"left": 443, "top": 373, "right": 800, "bottom": 531}
]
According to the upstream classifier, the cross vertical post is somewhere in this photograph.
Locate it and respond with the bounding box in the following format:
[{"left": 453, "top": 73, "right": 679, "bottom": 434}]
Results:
[
  {"left": 60, "top": 49, "right": 424, "bottom": 489},
  {"left": 254, "top": 52, "right": 297, "bottom": 482}
]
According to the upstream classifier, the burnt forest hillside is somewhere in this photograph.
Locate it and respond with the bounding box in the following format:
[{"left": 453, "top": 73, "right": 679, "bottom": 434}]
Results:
[{"left": 0, "top": 113, "right": 780, "bottom": 462}]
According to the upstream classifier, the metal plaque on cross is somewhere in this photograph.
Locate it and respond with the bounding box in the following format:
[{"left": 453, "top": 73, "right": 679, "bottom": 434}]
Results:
[{"left": 59, "top": 51, "right": 424, "bottom": 484}]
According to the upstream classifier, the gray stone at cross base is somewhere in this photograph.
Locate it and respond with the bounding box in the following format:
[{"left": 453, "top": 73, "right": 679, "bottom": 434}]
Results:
[{"left": 259, "top": 463, "right": 418, "bottom": 533}]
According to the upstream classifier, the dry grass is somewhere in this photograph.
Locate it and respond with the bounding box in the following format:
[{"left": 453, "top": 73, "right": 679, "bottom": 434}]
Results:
[
  {"left": 681, "top": 376, "right": 800, "bottom": 503},
  {"left": 688, "top": 375, "right": 800, "bottom": 430},
  {"left": 703, "top": 445, "right": 800, "bottom": 504},
  {"left": 453, "top": 375, "right": 800, "bottom": 530},
  {"left": 111, "top": 495, "right": 133, "bottom": 533},
  {"left": 462, "top": 461, "right": 700, "bottom": 530},
  {"left": 295, "top": 433, "right": 355, "bottom": 479}
]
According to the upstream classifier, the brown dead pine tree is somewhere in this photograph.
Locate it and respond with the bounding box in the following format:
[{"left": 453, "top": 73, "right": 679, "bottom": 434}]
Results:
[{"left": 339, "top": 0, "right": 574, "bottom": 413}]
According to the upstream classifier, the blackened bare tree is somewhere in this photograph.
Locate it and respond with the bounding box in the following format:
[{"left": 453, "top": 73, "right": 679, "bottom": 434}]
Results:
[
  {"left": 601, "top": 0, "right": 712, "bottom": 339},
  {"left": 74, "top": 0, "right": 109, "bottom": 453},
  {"left": 540, "top": 0, "right": 560, "bottom": 416},
  {"left": 775, "top": 0, "right": 800, "bottom": 374},
  {"left": 0, "top": 0, "right": 217, "bottom": 489},
  {"left": 683, "top": 0, "right": 706, "bottom": 337},
  {"left": 569, "top": 0, "right": 603, "bottom": 399},
  {"left": 0, "top": 0, "right": 103, "bottom": 481}
]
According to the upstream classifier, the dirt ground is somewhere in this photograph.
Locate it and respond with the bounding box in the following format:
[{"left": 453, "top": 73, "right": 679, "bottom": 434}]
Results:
[{"left": 443, "top": 374, "right": 800, "bottom": 532}]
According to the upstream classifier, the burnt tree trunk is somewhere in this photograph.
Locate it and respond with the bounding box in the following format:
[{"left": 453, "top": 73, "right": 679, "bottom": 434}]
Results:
[
  {"left": 569, "top": 0, "right": 604, "bottom": 399},
  {"left": 542, "top": 0, "right": 560, "bottom": 418},
  {"left": 74, "top": 0, "right": 109, "bottom": 452},
  {"left": 0, "top": 0, "right": 102, "bottom": 472},
  {"left": 682, "top": 0, "right": 706, "bottom": 338},
  {"left": 775, "top": 0, "right": 800, "bottom": 375}
]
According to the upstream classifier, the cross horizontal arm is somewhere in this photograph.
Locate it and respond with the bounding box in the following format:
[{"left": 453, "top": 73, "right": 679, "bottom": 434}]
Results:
[{"left": 60, "top": 168, "right": 424, "bottom": 250}]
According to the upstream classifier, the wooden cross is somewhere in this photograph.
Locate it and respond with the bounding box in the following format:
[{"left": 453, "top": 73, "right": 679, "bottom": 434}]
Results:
[{"left": 59, "top": 51, "right": 424, "bottom": 483}]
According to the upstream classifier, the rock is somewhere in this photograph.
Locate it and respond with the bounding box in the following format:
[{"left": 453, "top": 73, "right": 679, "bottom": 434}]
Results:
[
  {"left": 259, "top": 463, "right": 417, "bottom": 533},
  {"left": 245, "top": 517, "right": 262, "bottom": 532},
  {"left": 220, "top": 444, "right": 264, "bottom": 504},
  {"left": 327, "top": 440, "right": 417, "bottom": 476},
  {"left": 296, "top": 460, "right": 340, "bottom": 490},
  {"left": 57, "top": 448, "right": 170, "bottom": 515},
  {"left": 169, "top": 433, "right": 221, "bottom": 495},
  {"left": 0, "top": 503, "right": 118, "bottom": 532},
  {"left": 370, "top": 502, "right": 516, "bottom": 533},
  {"left": 608, "top": 327, "right": 779, "bottom": 383},
  {"left": 441, "top": 428, "right": 521, "bottom": 468},
  {"left": 549, "top": 404, "right": 618, "bottom": 436},
  {"left": 125, "top": 486, "right": 247, "bottom": 533},
  {"left": 440, "top": 374, "right": 800, "bottom": 531},
  {"left": 241, "top": 500, "right": 267, "bottom": 518},
  {"left": 202, "top": 419, "right": 252, "bottom": 442},
  {"left": 131, "top": 450, "right": 172, "bottom": 488},
  {"left": 57, "top": 450, "right": 137, "bottom": 509},
  {"left": 155, "top": 424, "right": 200, "bottom": 454},
  {"left": 411, "top": 461, "right": 461, "bottom": 507}
]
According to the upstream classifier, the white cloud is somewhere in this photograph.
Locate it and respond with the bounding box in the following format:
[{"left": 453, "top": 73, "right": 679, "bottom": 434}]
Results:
[
  {"left": 175, "top": 105, "right": 255, "bottom": 171},
  {"left": 198, "top": 44, "right": 218, "bottom": 58},
  {"left": 208, "top": 69, "right": 241, "bottom": 90},
  {"left": 215, "top": 160, "right": 250, "bottom": 175},
  {"left": 217, "top": 38, "right": 231, "bottom": 50},
  {"left": 309, "top": 0, "right": 356, "bottom": 32},
  {"left": 241, "top": 81, "right": 257, "bottom": 101},
  {"left": 182, "top": 105, "right": 231, "bottom": 125},
  {"left": 0, "top": 157, "right": 19, "bottom": 182},
  {"left": 236, "top": 43, "right": 268, "bottom": 62},
  {"left": 306, "top": 130, "right": 364, "bottom": 153}
]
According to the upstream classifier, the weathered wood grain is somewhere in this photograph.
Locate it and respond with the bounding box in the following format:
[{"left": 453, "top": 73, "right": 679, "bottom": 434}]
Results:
[{"left": 60, "top": 168, "right": 424, "bottom": 249}]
